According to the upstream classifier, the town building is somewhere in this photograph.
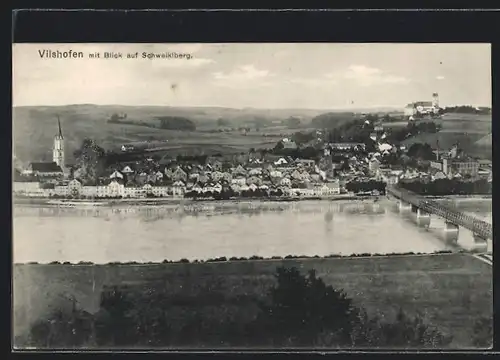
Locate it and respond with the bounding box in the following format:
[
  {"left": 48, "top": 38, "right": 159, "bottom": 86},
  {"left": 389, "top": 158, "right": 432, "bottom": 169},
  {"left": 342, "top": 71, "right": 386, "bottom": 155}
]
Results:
[
  {"left": 295, "top": 159, "right": 316, "bottom": 169},
  {"left": 404, "top": 93, "right": 440, "bottom": 117},
  {"left": 20, "top": 118, "right": 66, "bottom": 179},
  {"left": 25, "top": 162, "right": 64, "bottom": 178},
  {"left": 327, "top": 143, "right": 366, "bottom": 151},
  {"left": 442, "top": 157, "right": 479, "bottom": 177},
  {"left": 429, "top": 144, "right": 480, "bottom": 177},
  {"left": 368, "top": 158, "right": 380, "bottom": 173}
]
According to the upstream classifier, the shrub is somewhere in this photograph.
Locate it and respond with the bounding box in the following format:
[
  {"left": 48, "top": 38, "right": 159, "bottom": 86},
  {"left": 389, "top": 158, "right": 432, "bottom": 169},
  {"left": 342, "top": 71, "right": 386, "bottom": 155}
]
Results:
[
  {"left": 27, "top": 308, "right": 93, "bottom": 348},
  {"left": 472, "top": 316, "right": 493, "bottom": 348},
  {"left": 363, "top": 308, "right": 453, "bottom": 348}
]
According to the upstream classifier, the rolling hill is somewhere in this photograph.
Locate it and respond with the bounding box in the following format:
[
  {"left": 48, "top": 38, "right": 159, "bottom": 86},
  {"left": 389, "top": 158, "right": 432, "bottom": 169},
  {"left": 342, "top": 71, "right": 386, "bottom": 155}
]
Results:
[
  {"left": 474, "top": 133, "right": 492, "bottom": 147},
  {"left": 401, "top": 113, "right": 491, "bottom": 159},
  {"left": 12, "top": 105, "right": 328, "bottom": 163}
]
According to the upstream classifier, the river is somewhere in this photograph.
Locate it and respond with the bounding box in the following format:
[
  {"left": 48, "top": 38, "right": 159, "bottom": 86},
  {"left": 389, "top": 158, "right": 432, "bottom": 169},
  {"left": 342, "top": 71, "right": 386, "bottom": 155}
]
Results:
[{"left": 12, "top": 198, "right": 492, "bottom": 264}]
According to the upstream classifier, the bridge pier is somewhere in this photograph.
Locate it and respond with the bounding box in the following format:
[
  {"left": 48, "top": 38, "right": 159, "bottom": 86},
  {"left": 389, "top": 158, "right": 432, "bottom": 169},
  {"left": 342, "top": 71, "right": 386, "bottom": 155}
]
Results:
[
  {"left": 398, "top": 200, "right": 412, "bottom": 213},
  {"left": 443, "top": 221, "right": 459, "bottom": 244},
  {"left": 416, "top": 208, "right": 431, "bottom": 228},
  {"left": 471, "top": 233, "right": 488, "bottom": 253}
]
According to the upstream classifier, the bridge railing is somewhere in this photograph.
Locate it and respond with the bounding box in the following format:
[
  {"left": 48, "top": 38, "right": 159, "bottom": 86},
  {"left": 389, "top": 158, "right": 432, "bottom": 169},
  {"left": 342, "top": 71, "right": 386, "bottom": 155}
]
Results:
[{"left": 387, "top": 185, "right": 492, "bottom": 239}]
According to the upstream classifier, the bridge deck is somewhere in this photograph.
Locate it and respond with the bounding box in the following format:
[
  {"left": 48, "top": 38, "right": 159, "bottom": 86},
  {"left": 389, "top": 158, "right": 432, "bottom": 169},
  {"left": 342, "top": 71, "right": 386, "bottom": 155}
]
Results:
[{"left": 387, "top": 186, "right": 492, "bottom": 240}]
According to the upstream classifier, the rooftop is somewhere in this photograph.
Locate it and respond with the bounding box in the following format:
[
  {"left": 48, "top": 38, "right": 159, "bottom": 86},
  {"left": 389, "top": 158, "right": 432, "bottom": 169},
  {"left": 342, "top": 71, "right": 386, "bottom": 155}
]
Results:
[
  {"left": 412, "top": 101, "right": 434, "bottom": 107},
  {"left": 30, "top": 162, "right": 63, "bottom": 173}
]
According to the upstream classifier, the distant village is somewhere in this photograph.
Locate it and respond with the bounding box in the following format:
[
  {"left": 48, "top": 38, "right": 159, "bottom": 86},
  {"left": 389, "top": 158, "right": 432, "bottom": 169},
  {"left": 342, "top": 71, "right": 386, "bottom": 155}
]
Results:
[{"left": 13, "top": 96, "right": 492, "bottom": 201}]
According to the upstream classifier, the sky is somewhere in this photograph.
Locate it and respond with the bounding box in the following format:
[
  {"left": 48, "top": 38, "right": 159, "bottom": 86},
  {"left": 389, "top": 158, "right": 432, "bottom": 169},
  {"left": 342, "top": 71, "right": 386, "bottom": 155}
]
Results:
[{"left": 12, "top": 43, "right": 492, "bottom": 109}]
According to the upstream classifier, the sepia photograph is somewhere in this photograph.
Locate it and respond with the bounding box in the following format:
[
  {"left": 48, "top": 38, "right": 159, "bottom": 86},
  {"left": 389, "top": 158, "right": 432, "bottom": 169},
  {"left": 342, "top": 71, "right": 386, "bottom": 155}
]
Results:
[{"left": 12, "top": 43, "right": 492, "bottom": 350}]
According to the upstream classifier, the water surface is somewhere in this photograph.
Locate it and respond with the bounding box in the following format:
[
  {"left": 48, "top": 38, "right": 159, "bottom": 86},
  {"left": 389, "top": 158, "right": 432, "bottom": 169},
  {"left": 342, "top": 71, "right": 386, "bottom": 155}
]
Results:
[{"left": 14, "top": 199, "right": 493, "bottom": 264}]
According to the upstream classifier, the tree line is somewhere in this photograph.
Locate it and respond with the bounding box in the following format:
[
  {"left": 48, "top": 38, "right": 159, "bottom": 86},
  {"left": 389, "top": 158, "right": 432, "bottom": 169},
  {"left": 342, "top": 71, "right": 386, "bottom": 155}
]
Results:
[
  {"left": 184, "top": 188, "right": 286, "bottom": 200},
  {"left": 157, "top": 116, "right": 196, "bottom": 131},
  {"left": 107, "top": 114, "right": 197, "bottom": 131},
  {"left": 346, "top": 180, "right": 386, "bottom": 194},
  {"left": 441, "top": 106, "right": 491, "bottom": 115},
  {"left": 386, "top": 121, "right": 442, "bottom": 143},
  {"left": 38, "top": 250, "right": 459, "bottom": 266},
  {"left": 399, "top": 178, "right": 491, "bottom": 196}
]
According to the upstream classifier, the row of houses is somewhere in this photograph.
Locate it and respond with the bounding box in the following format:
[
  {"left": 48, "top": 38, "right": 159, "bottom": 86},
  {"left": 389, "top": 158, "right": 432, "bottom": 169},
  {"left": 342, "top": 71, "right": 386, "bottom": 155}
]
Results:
[
  {"left": 101, "top": 161, "right": 329, "bottom": 187},
  {"left": 375, "top": 166, "right": 492, "bottom": 184},
  {"left": 13, "top": 177, "right": 342, "bottom": 199}
]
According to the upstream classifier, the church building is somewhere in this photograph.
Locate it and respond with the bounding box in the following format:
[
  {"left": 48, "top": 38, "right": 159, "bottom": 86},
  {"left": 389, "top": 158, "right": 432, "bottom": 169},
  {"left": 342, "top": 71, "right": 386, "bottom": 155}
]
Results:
[
  {"left": 25, "top": 117, "right": 65, "bottom": 179},
  {"left": 53, "top": 116, "right": 65, "bottom": 168},
  {"left": 404, "top": 93, "right": 440, "bottom": 118}
]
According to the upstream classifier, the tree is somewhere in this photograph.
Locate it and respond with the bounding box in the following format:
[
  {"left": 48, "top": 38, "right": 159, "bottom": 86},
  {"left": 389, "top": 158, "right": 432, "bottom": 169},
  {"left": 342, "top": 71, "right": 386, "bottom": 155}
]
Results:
[
  {"left": 310, "top": 112, "right": 357, "bottom": 129},
  {"left": 256, "top": 267, "right": 356, "bottom": 346},
  {"left": 217, "top": 118, "right": 230, "bottom": 127},
  {"left": 95, "top": 286, "right": 136, "bottom": 346},
  {"left": 274, "top": 141, "right": 285, "bottom": 151},
  {"left": 285, "top": 117, "right": 301, "bottom": 128},
  {"left": 407, "top": 143, "right": 435, "bottom": 161},
  {"left": 292, "top": 131, "right": 315, "bottom": 146},
  {"left": 73, "top": 139, "right": 106, "bottom": 184},
  {"left": 109, "top": 113, "right": 120, "bottom": 122},
  {"left": 382, "top": 114, "right": 392, "bottom": 122},
  {"left": 300, "top": 146, "right": 320, "bottom": 160},
  {"left": 157, "top": 116, "right": 196, "bottom": 131}
]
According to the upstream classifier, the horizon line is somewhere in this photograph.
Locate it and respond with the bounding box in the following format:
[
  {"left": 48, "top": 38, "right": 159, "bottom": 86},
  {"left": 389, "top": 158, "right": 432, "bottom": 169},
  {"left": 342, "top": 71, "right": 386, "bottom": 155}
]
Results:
[{"left": 12, "top": 103, "right": 492, "bottom": 110}]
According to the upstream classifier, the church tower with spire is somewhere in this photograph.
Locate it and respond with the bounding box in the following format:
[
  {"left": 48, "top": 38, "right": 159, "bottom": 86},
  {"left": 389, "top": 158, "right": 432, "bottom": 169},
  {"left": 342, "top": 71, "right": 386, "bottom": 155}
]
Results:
[{"left": 52, "top": 115, "right": 65, "bottom": 168}]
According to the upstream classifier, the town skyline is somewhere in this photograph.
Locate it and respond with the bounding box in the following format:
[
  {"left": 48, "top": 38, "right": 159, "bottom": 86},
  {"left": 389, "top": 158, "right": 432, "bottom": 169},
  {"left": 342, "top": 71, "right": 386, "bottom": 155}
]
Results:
[{"left": 13, "top": 43, "right": 492, "bottom": 109}]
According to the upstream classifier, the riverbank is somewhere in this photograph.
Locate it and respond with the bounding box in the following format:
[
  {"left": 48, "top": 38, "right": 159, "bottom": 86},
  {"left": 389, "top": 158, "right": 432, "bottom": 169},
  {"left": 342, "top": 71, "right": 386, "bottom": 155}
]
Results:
[
  {"left": 424, "top": 195, "right": 492, "bottom": 200},
  {"left": 13, "top": 194, "right": 375, "bottom": 208},
  {"left": 15, "top": 249, "right": 464, "bottom": 266},
  {"left": 13, "top": 253, "right": 492, "bottom": 348}
]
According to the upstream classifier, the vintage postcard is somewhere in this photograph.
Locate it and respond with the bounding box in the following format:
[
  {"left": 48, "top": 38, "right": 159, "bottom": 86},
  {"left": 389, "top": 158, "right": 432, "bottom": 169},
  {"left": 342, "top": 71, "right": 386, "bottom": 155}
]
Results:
[{"left": 12, "top": 43, "right": 492, "bottom": 350}]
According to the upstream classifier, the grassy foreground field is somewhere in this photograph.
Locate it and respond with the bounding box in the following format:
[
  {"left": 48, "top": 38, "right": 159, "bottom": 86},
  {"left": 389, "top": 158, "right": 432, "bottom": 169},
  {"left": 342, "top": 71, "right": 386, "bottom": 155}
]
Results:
[{"left": 13, "top": 253, "right": 492, "bottom": 348}]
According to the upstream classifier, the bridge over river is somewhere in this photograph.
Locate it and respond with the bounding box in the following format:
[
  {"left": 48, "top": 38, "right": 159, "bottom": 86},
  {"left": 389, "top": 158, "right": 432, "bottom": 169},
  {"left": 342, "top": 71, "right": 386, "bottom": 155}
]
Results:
[{"left": 387, "top": 185, "right": 492, "bottom": 253}]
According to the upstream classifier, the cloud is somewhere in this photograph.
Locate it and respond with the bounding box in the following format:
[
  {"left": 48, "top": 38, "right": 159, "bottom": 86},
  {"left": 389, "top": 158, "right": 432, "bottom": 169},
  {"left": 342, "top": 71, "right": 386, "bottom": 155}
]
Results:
[
  {"left": 340, "top": 65, "right": 410, "bottom": 86},
  {"left": 145, "top": 57, "right": 214, "bottom": 68},
  {"left": 289, "top": 77, "right": 337, "bottom": 87},
  {"left": 436, "top": 75, "right": 445, "bottom": 80},
  {"left": 213, "top": 64, "right": 274, "bottom": 87}
]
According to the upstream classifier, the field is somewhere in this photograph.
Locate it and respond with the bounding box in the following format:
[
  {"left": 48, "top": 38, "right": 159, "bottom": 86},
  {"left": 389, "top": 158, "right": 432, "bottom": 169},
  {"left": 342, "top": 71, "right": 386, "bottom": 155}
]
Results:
[
  {"left": 438, "top": 113, "right": 491, "bottom": 134},
  {"left": 12, "top": 105, "right": 328, "bottom": 164},
  {"left": 13, "top": 253, "right": 492, "bottom": 348},
  {"left": 12, "top": 105, "right": 492, "bottom": 164},
  {"left": 382, "top": 121, "right": 409, "bottom": 129},
  {"left": 399, "top": 113, "right": 491, "bottom": 158}
]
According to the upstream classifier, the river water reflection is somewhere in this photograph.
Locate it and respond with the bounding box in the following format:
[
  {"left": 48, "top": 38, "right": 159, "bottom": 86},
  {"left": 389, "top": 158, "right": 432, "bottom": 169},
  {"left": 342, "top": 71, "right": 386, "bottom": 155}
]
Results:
[{"left": 13, "top": 199, "right": 492, "bottom": 264}]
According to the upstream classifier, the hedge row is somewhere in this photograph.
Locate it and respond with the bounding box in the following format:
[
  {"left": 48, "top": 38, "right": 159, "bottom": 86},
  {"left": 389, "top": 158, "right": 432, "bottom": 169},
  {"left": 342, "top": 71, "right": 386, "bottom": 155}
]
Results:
[{"left": 24, "top": 250, "right": 461, "bottom": 266}]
